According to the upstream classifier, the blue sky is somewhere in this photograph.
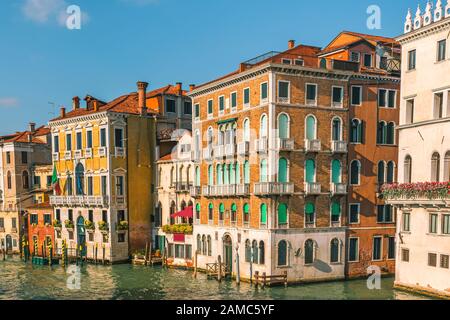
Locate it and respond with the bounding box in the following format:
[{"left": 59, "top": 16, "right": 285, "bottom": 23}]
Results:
[{"left": 0, "top": 0, "right": 413, "bottom": 134}]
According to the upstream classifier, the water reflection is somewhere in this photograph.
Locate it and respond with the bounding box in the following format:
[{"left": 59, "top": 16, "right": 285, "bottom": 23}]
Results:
[{"left": 0, "top": 257, "right": 429, "bottom": 300}]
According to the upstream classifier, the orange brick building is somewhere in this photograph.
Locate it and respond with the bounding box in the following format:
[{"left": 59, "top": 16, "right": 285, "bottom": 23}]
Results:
[{"left": 27, "top": 202, "right": 54, "bottom": 256}]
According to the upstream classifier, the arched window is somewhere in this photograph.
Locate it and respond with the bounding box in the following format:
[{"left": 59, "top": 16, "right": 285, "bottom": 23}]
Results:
[
  {"left": 278, "top": 203, "right": 288, "bottom": 227},
  {"left": 243, "top": 118, "right": 250, "bottom": 142},
  {"left": 179, "top": 165, "right": 184, "bottom": 185},
  {"left": 207, "top": 127, "right": 213, "bottom": 146},
  {"left": 278, "top": 157, "right": 288, "bottom": 183},
  {"left": 195, "top": 130, "right": 200, "bottom": 152},
  {"left": 170, "top": 201, "right": 176, "bottom": 224},
  {"left": 252, "top": 240, "right": 258, "bottom": 264},
  {"left": 197, "top": 235, "right": 202, "bottom": 253},
  {"left": 202, "top": 235, "right": 207, "bottom": 255},
  {"left": 7, "top": 171, "right": 11, "bottom": 189},
  {"left": 377, "top": 121, "right": 387, "bottom": 144},
  {"left": 404, "top": 155, "right": 412, "bottom": 183},
  {"left": 350, "top": 119, "right": 363, "bottom": 143},
  {"left": 278, "top": 113, "right": 289, "bottom": 139},
  {"left": 224, "top": 164, "right": 229, "bottom": 185},
  {"left": 75, "top": 163, "right": 84, "bottom": 195},
  {"left": 350, "top": 160, "right": 361, "bottom": 185},
  {"left": 332, "top": 118, "right": 342, "bottom": 141},
  {"left": 22, "top": 171, "right": 30, "bottom": 189},
  {"left": 260, "top": 114, "right": 268, "bottom": 138},
  {"left": 181, "top": 200, "right": 186, "bottom": 211},
  {"left": 306, "top": 115, "right": 316, "bottom": 140},
  {"left": 244, "top": 161, "right": 250, "bottom": 184},
  {"left": 278, "top": 240, "right": 288, "bottom": 266},
  {"left": 219, "top": 203, "right": 225, "bottom": 221},
  {"left": 305, "top": 159, "right": 316, "bottom": 183},
  {"left": 259, "top": 241, "right": 265, "bottom": 265},
  {"left": 444, "top": 151, "right": 450, "bottom": 182},
  {"left": 231, "top": 203, "right": 237, "bottom": 223},
  {"left": 243, "top": 203, "right": 250, "bottom": 224},
  {"left": 260, "top": 159, "right": 268, "bottom": 183},
  {"left": 186, "top": 165, "right": 191, "bottom": 186},
  {"left": 208, "top": 203, "right": 214, "bottom": 221},
  {"left": 387, "top": 122, "right": 395, "bottom": 145},
  {"left": 330, "top": 238, "right": 340, "bottom": 263},
  {"left": 155, "top": 202, "right": 162, "bottom": 227},
  {"left": 245, "top": 240, "right": 251, "bottom": 262},
  {"left": 196, "top": 203, "right": 201, "bottom": 220},
  {"left": 305, "top": 202, "right": 315, "bottom": 225},
  {"left": 208, "top": 165, "right": 213, "bottom": 185},
  {"left": 431, "top": 152, "right": 441, "bottom": 182},
  {"left": 304, "top": 239, "right": 315, "bottom": 265},
  {"left": 260, "top": 204, "right": 267, "bottom": 226},
  {"left": 207, "top": 236, "right": 212, "bottom": 256},
  {"left": 387, "top": 161, "right": 395, "bottom": 184},
  {"left": 195, "top": 166, "right": 200, "bottom": 187},
  {"left": 331, "top": 201, "right": 341, "bottom": 223},
  {"left": 331, "top": 159, "right": 342, "bottom": 184},
  {"left": 377, "top": 161, "right": 386, "bottom": 185},
  {"left": 230, "top": 163, "right": 236, "bottom": 185},
  {"left": 235, "top": 162, "right": 241, "bottom": 184},
  {"left": 216, "top": 164, "right": 223, "bottom": 185}
]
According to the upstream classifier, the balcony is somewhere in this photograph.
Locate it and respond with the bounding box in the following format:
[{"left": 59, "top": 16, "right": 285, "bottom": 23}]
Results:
[
  {"left": 202, "top": 185, "right": 213, "bottom": 197},
  {"left": 214, "top": 145, "right": 225, "bottom": 159},
  {"left": 237, "top": 142, "right": 250, "bottom": 156},
  {"left": 304, "top": 139, "right": 321, "bottom": 153},
  {"left": 225, "top": 144, "right": 236, "bottom": 157},
  {"left": 74, "top": 150, "right": 83, "bottom": 160},
  {"left": 304, "top": 182, "right": 321, "bottom": 195},
  {"left": 278, "top": 138, "right": 294, "bottom": 151},
  {"left": 52, "top": 153, "right": 59, "bottom": 161},
  {"left": 255, "top": 138, "right": 268, "bottom": 154},
  {"left": 331, "top": 183, "right": 347, "bottom": 195},
  {"left": 64, "top": 151, "right": 72, "bottom": 160},
  {"left": 85, "top": 148, "right": 93, "bottom": 158},
  {"left": 175, "top": 182, "right": 191, "bottom": 193},
  {"left": 203, "top": 147, "right": 214, "bottom": 161},
  {"left": 115, "top": 196, "right": 126, "bottom": 205},
  {"left": 254, "top": 182, "right": 294, "bottom": 196},
  {"left": 191, "top": 150, "right": 201, "bottom": 162},
  {"left": 98, "top": 147, "right": 107, "bottom": 157},
  {"left": 331, "top": 141, "right": 347, "bottom": 153},
  {"left": 190, "top": 186, "right": 201, "bottom": 198},
  {"left": 236, "top": 184, "right": 251, "bottom": 196},
  {"left": 115, "top": 147, "right": 125, "bottom": 158},
  {"left": 49, "top": 195, "right": 109, "bottom": 207}
]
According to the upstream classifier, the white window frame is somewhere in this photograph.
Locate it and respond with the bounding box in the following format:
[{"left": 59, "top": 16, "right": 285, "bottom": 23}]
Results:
[
  {"left": 230, "top": 91, "right": 237, "bottom": 113},
  {"left": 350, "top": 51, "right": 361, "bottom": 63},
  {"left": 207, "top": 99, "right": 214, "bottom": 119},
  {"left": 294, "top": 59, "right": 304, "bottom": 66},
  {"left": 278, "top": 80, "right": 290, "bottom": 104},
  {"left": 281, "top": 58, "right": 292, "bottom": 65},
  {"left": 218, "top": 95, "right": 225, "bottom": 116},
  {"left": 331, "top": 86, "right": 344, "bottom": 108},
  {"left": 363, "top": 53, "right": 373, "bottom": 67},
  {"left": 349, "top": 203, "right": 361, "bottom": 224},
  {"left": 260, "top": 82, "right": 268, "bottom": 104},
  {"left": 348, "top": 237, "right": 360, "bottom": 263},
  {"left": 194, "top": 103, "right": 200, "bottom": 122},
  {"left": 243, "top": 87, "right": 250, "bottom": 109},
  {"left": 305, "top": 83, "right": 318, "bottom": 106}
]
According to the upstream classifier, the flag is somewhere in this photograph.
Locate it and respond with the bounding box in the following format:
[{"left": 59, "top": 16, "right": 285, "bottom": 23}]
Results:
[{"left": 52, "top": 164, "right": 61, "bottom": 195}]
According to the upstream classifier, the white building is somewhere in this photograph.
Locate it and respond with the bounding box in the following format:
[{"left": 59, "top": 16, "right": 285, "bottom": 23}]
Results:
[{"left": 387, "top": 1, "right": 450, "bottom": 299}]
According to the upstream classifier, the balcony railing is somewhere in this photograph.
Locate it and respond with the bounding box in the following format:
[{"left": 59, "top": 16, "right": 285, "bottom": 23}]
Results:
[
  {"left": 52, "top": 153, "right": 59, "bottom": 161},
  {"left": 236, "top": 184, "right": 251, "bottom": 196},
  {"left": 190, "top": 186, "right": 201, "bottom": 198},
  {"left": 115, "top": 147, "right": 125, "bottom": 157},
  {"left": 98, "top": 147, "right": 107, "bottom": 157},
  {"left": 254, "top": 182, "right": 294, "bottom": 196},
  {"left": 278, "top": 138, "right": 294, "bottom": 151},
  {"left": 237, "top": 142, "right": 250, "bottom": 156},
  {"left": 331, "top": 183, "right": 347, "bottom": 195},
  {"left": 50, "top": 195, "right": 109, "bottom": 207},
  {"left": 85, "top": 148, "right": 93, "bottom": 158},
  {"left": 214, "top": 145, "right": 225, "bottom": 159},
  {"left": 331, "top": 141, "right": 347, "bottom": 153},
  {"left": 202, "top": 185, "right": 213, "bottom": 197},
  {"left": 255, "top": 138, "right": 268, "bottom": 154},
  {"left": 304, "top": 139, "right": 321, "bottom": 153},
  {"left": 225, "top": 144, "right": 236, "bottom": 157},
  {"left": 64, "top": 151, "right": 72, "bottom": 160},
  {"left": 304, "top": 182, "right": 321, "bottom": 195},
  {"left": 203, "top": 147, "right": 214, "bottom": 161},
  {"left": 74, "top": 150, "right": 83, "bottom": 160},
  {"left": 175, "top": 182, "right": 191, "bottom": 193}
]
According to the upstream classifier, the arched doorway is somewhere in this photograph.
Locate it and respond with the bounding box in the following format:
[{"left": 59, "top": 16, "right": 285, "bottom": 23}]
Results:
[
  {"left": 223, "top": 234, "right": 233, "bottom": 273},
  {"left": 5, "top": 235, "right": 12, "bottom": 253},
  {"left": 77, "top": 216, "right": 86, "bottom": 256},
  {"left": 75, "top": 163, "right": 85, "bottom": 195}
]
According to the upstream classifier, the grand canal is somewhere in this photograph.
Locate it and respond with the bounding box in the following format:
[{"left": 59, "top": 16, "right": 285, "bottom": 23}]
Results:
[{"left": 0, "top": 257, "right": 428, "bottom": 300}]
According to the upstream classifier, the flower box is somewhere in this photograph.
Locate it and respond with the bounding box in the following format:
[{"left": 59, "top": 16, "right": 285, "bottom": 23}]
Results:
[{"left": 382, "top": 182, "right": 450, "bottom": 200}]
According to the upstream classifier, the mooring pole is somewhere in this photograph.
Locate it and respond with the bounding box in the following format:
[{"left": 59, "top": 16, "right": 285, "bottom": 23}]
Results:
[
  {"left": 218, "top": 255, "right": 222, "bottom": 282},
  {"left": 95, "top": 243, "right": 98, "bottom": 265},
  {"left": 102, "top": 244, "right": 105, "bottom": 265},
  {"left": 194, "top": 250, "right": 198, "bottom": 278},
  {"left": 236, "top": 251, "right": 240, "bottom": 285}
]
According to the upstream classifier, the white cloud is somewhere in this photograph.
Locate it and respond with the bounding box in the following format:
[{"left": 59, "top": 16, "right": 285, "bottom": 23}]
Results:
[
  {"left": 0, "top": 98, "right": 19, "bottom": 108},
  {"left": 22, "top": 0, "right": 89, "bottom": 27}
]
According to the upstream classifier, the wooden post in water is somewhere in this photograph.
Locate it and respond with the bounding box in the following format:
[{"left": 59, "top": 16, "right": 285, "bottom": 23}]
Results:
[
  {"left": 95, "top": 243, "right": 98, "bottom": 265},
  {"left": 145, "top": 242, "right": 149, "bottom": 265},
  {"left": 235, "top": 252, "right": 240, "bottom": 285},
  {"left": 102, "top": 244, "right": 105, "bottom": 265},
  {"left": 193, "top": 250, "right": 198, "bottom": 278},
  {"left": 284, "top": 271, "right": 288, "bottom": 288},
  {"left": 254, "top": 271, "right": 259, "bottom": 288},
  {"left": 262, "top": 272, "right": 267, "bottom": 289},
  {"left": 217, "top": 255, "right": 222, "bottom": 282}
]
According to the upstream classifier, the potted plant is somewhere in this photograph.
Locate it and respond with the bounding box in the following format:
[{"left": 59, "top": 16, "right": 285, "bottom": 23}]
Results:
[
  {"left": 85, "top": 220, "right": 95, "bottom": 232},
  {"left": 98, "top": 220, "right": 109, "bottom": 233},
  {"left": 64, "top": 220, "right": 74, "bottom": 230},
  {"left": 117, "top": 220, "right": 128, "bottom": 231},
  {"left": 53, "top": 220, "right": 62, "bottom": 229}
]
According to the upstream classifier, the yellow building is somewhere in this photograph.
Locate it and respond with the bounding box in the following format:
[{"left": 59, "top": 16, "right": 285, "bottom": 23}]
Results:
[{"left": 49, "top": 82, "right": 156, "bottom": 263}]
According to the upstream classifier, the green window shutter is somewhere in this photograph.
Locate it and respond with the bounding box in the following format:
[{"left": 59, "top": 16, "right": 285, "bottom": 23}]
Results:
[
  {"left": 196, "top": 167, "right": 201, "bottom": 186},
  {"left": 305, "top": 202, "right": 315, "bottom": 216},
  {"left": 195, "top": 104, "right": 200, "bottom": 118},
  {"left": 219, "top": 96, "right": 224, "bottom": 111},
  {"left": 306, "top": 116, "right": 316, "bottom": 140},
  {"left": 219, "top": 203, "right": 225, "bottom": 213},
  {"left": 224, "top": 164, "right": 229, "bottom": 185},
  {"left": 278, "top": 114, "right": 289, "bottom": 139},
  {"left": 208, "top": 165, "right": 213, "bottom": 185},
  {"left": 331, "top": 202, "right": 341, "bottom": 217},
  {"left": 244, "top": 88, "right": 250, "bottom": 104},
  {"left": 261, "top": 83, "right": 268, "bottom": 100},
  {"left": 332, "top": 160, "right": 341, "bottom": 184},
  {"left": 260, "top": 204, "right": 267, "bottom": 224},
  {"left": 278, "top": 203, "right": 288, "bottom": 225},
  {"left": 260, "top": 159, "right": 268, "bottom": 182},
  {"left": 231, "top": 203, "right": 237, "bottom": 212},
  {"left": 244, "top": 203, "right": 249, "bottom": 214},
  {"left": 278, "top": 158, "right": 288, "bottom": 183},
  {"left": 208, "top": 100, "right": 213, "bottom": 114},
  {"left": 244, "top": 161, "right": 250, "bottom": 184},
  {"left": 305, "top": 159, "right": 315, "bottom": 183},
  {"left": 231, "top": 93, "right": 237, "bottom": 108}
]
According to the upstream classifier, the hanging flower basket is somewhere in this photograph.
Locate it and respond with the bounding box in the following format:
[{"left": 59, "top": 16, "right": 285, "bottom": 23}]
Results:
[
  {"left": 117, "top": 220, "right": 129, "bottom": 231},
  {"left": 98, "top": 221, "right": 109, "bottom": 233}
]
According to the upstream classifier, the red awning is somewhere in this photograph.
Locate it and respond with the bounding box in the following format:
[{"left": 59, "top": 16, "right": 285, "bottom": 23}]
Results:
[{"left": 171, "top": 206, "right": 193, "bottom": 219}]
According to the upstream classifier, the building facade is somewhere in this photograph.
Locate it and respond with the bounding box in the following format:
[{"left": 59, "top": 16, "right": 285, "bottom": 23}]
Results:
[
  {"left": 49, "top": 82, "right": 156, "bottom": 263},
  {"left": 386, "top": 3, "right": 450, "bottom": 298}
]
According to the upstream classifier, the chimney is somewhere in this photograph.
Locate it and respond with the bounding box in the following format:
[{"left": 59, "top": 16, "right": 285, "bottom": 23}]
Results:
[
  {"left": 29, "top": 122, "right": 36, "bottom": 133},
  {"left": 288, "top": 40, "right": 295, "bottom": 49},
  {"left": 137, "top": 81, "right": 149, "bottom": 115},
  {"left": 239, "top": 63, "right": 249, "bottom": 72},
  {"left": 72, "top": 96, "right": 80, "bottom": 110},
  {"left": 28, "top": 134, "right": 32, "bottom": 143},
  {"left": 93, "top": 100, "right": 99, "bottom": 112},
  {"left": 189, "top": 84, "right": 196, "bottom": 92},
  {"left": 60, "top": 107, "right": 66, "bottom": 118},
  {"left": 176, "top": 82, "right": 183, "bottom": 95}
]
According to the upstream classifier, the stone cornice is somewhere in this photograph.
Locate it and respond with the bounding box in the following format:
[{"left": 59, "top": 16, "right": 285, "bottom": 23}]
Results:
[
  {"left": 48, "top": 111, "right": 110, "bottom": 128},
  {"left": 396, "top": 17, "right": 450, "bottom": 44}
]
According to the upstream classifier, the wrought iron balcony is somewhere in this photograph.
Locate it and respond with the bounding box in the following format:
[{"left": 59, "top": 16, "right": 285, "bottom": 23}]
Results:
[
  {"left": 255, "top": 138, "right": 268, "bottom": 154},
  {"left": 175, "top": 182, "right": 191, "bottom": 193},
  {"left": 304, "top": 182, "right": 321, "bottom": 195},
  {"left": 237, "top": 142, "right": 250, "bottom": 156},
  {"left": 278, "top": 138, "right": 295, "bottom": 151},
  {"left": 331, "top": 141, "right": 347, "bottom": 153},
  {"left": 304, "top": 139, "right": 321, "bottom": 153},
  {"left": 331, "top": 183, "right": 347, "bottom": 195},
  {"left": 254, "top": 182, "right": 294, "bottom": 196}
]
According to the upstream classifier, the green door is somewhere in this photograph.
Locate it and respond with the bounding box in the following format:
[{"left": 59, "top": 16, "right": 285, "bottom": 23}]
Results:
[
  {"left": 158, "top": 235, "right": 166, "bottom": 253},
  {"left": 278, "top": 114, "right": 289, "bottom": 139},
  {"left": 278, "top": 158, "right": 288, "bottom": 183},
  {"left": 77, "top": 216, "right": 86, "bottom": 256},
  {"left": 223, "top": 235, "right": 233, "bottom": 273},
  {"left": 332, "top": 160, "right": 342, "bottom": 184},
  {"left": 278, "top": 203, "right": 288, "bottom": 225},
  {"left": 306, "top": 116, "right": 316, "bottom": 140},
  {"left": 305, "top": 159, "right": 316, "bottom": 183},
  {"left": 260, "top": 204, "right": 267, "bottom": 225}
]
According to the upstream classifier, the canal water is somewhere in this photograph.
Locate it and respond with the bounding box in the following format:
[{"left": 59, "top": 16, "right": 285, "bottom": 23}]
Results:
[{"left": 0, "top": 257, "right": 428, "bottom": 300}]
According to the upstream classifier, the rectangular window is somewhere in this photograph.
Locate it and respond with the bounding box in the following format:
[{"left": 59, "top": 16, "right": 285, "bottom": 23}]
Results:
[
  {"left": 243, "top": 88, "right": 250, "bottom": 106},
  {"left": 349, "top": 204, "right": 360, "bottom": 224},
  {"left": 430, "top": 214, "right": 438, "bottom": 234},
  {"left": 118, "top": 233, "right": 125, "bottom": 243},
  {"left": 380, "top": 56, "right": 388, "bottom": 70},
  {"left": 194, "top": 104, "right": 200, "bottom": 118},
  {"left": 441, "top": 255, "right": 450, "bottom": 269},
  {"left": 6, "top": 152, "right": 10, "bottom": 164},
  {"left": 332, "top": 87, "right": 343, "bottom": 107},
  {"left": 408, "top": 50, "right": 416, "bottom": 70},
  {"left": 88, "top": 210, "right": 93, "bottom": 222},
  {"left": 207, "top": 99, "right": 213, "bottom": 115},
  {"left": 434, "top": 92, "right": 444, "bottom": 119},
  {"left": 350, "top": 51, "right": 360, "bottom": 62},
  {"left": 0, "top": 218, "right": 4, "bottom": 228},
  {"left": 294, "top": 59, "right": 304, "bottom": 66},
  {"left": 261, "top": 82, "right": 268, "bottom": 101},
  {"left": 378, "top": 89, "right": 387, "bottom": 107},
  {"left": 388, "top": 236, "right": 395, "bottom": 260},
  {"left": 278, "top": 81, "right": 290, "bottom": 101},
  {"left": 437, "top": 39, "right": 446, "bottom": 62},
  {"left": 11, "top": 218, "right": 17, "bottom": 229},
  {"left": 281, "top": 58, "right": 291, "bottom": 65},
  {"left": 230, "top": 92, "right": 237, "bottom": 110},
  {"left": 363, "top": 54, "right": 372, "bottom": 67},
  {"left": 377, "top": 205, "right": 393, "bottom": 223},
  {"left": 348, "top": 238, "right": 359, "bottom": 262},
  {"left": 388, "top": 90, "right": 396, "bottom": 108},
  {"left": 428, "top": 253, "right": 437, "bottom": 267},
  {"left": 373, "top": 237, "right": 382, "bottom": 261},
  {"left": 114, "top": 128, "right": 123, "bottom": 148},
  {"left": 168, "top": 244, "right": 174, "bottom": 258},
  {"left": 66, "top": 134, "right": 72, "bottom": 151},
  {"left": 30, "top": 214, "right": 38, "bottom": 225},
  {"left": 33, "top": 176, "right": 41, "bottom": 187},
  {"left": 184, "top": 101, "right": 192, "bottom": 115},
  {"left": 86, "top": 131, "right": 93, "bottom": 148},
  {"left": 185, "top": 245, "right": 192, "bottom": 260},
  {"left": 175, "top": 244, "right": 184, "bottom": 259},
  {"left": 100, "top": 128, "right": 107, "bottom": 147},
  {"left": 402, "top": 212, "right": 411, "bottom": 232},
  {"left": 117, "top": 210, "right": 125, "bottom": 222},
  {"left": 351, "top": 86, "right": 362, "bottom": 106},
  {"left": 116, "top": 176, "right": 124, "bottom": 196},
  {"left": 102, "top": 211, "right": 108, "bottom": 223},
  {"left": 165, "top": 99, "right": 176, "bottom": 113},
  {"left": 21, "top": 151, "right": 28, "bottom": 164},
  {"left": 44, "top": 214, "right": 51, "bottom": 225},
  {"left": 76, "top": 132, "right": 82, "bottom": 150},
  {"left": 101, "top": 176, "right": 107, "bottom": 196},
  {"left": 68, "top": 209, "right": 73, "bottom": 222},
  {"left": 218, "top": 96, "right": 225, "bottom": 112},
  {"left": 53, "top": 135, "right": 59, "bottom": 153},
  {"left": 306, "top": 84, "right": 317, "bottom": 106},
  {"left": 55, "top": 209, "right": 61, "bottom": 222},
  {"left": 87, "top": 176, "right": 93, "bottom": 196},
  {"left": 402, "top": 249, "right": 410, "bottom": 262},
  {"left": 405, "top": 99, "right": 414, "bottom": 124},
  {"left": 442, "top": 214, "right": 450, "bottom": 235}
]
